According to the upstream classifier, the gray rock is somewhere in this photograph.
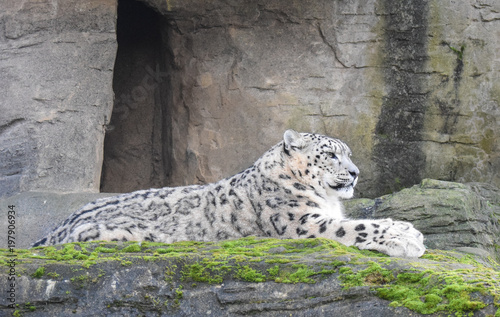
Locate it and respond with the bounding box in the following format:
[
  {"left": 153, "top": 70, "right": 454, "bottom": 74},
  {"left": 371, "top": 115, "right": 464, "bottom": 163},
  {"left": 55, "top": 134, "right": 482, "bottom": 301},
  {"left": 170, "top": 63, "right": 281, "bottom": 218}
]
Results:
[
  {"left": 0, "top": 0, "right": 117, "bottom": 197},
  {"left": 122, "top": 0, "right": 500, "bottom": 197},
  {"left": 1, "top": 238, "right": 499, "bottom": 316},
  {"left": 0, "top": 192, "right": 115, "bottom": 249}
]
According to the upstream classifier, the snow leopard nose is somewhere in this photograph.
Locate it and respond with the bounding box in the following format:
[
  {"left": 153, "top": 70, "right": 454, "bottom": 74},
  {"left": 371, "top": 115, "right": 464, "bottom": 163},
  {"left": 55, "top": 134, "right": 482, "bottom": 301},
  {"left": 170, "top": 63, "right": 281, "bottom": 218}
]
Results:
[{"left": 348, "top": 164, "right": 359, "bottom": 179}]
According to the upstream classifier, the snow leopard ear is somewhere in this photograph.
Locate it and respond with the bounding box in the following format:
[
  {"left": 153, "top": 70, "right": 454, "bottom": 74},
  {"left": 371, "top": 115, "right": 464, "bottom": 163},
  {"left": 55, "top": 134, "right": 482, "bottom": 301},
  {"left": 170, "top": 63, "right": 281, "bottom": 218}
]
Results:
[{"left": 283, "top": 129, "right": 307, "bottom": 155}]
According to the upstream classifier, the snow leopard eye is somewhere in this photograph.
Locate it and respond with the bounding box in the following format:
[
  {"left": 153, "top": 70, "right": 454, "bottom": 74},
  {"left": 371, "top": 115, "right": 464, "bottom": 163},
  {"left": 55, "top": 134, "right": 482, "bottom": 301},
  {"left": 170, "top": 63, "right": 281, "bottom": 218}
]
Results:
[{"left": 327, "top": 152, "right": 338, "bottom": 160}]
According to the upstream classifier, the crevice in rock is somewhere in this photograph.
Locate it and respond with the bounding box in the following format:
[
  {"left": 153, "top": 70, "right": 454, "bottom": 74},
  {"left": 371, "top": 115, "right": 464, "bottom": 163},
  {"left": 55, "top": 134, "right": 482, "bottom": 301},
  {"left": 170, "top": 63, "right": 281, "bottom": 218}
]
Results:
[
  {"left": 437, "top": 42, "right": 465, "bottom": 136},
  {"left": 316, "top": 22, "right": 349, "bottom": 69},
  {"left": 100, "top": 0, "right": 171, "bottom": 193},
  {"left": 0, "top": 118, "right": 26, "bottom": 136}
]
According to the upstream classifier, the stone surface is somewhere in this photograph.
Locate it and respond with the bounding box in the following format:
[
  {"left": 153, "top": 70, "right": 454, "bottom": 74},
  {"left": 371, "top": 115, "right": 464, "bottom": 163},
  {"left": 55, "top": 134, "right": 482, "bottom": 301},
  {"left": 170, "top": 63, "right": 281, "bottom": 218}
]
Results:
[
  {"left": 345, "top": 179, "right": 500, "bottom": 261},
  {"left": 1, "top": 0, "right": 499, "bottom": 198},
  {"left": 0, "top": 0, "right": 117, "bottom": 197},
  {"left": 1, "top": 238, "right": 499, "bottom": 316},
  {"left": 2, "top": 180, "right": 500, "bottom": 314},
  {"left": 108, "top": 0, "right": 499, "bottom": 197},
  {"left": 0, "top": 192, "right": 115, "bottom": 249}
]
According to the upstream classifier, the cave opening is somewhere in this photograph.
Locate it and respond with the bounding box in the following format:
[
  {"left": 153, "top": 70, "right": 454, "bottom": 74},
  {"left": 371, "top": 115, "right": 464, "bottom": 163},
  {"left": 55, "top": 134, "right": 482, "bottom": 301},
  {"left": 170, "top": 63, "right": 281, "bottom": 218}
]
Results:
[{"left": 100, "top": 0, "right": 172, "bottom": 193}]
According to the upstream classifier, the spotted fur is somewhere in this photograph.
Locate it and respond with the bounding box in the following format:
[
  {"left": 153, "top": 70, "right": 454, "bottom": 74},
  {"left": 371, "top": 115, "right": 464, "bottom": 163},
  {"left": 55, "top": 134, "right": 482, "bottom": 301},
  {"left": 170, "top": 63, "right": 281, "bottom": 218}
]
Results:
[{"left": 32, "top": 130, "right": 425, "bottom": 257}]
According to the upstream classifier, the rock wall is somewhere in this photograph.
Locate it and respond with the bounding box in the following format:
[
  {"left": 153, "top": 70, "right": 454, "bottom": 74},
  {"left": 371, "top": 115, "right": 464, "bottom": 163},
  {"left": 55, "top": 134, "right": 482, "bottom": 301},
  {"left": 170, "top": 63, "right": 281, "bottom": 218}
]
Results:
[
  {"left": 100, "top": 0, "right": 169, "bottom": 192},
  {"left": 106, "top": 0, "right": 500, "bottom": 197},
  {"left": 1, "top": 0, "right": 499, "bottom": 198},
  {"left": 0, "top": 0, "right": 117, "bottom": 197}
]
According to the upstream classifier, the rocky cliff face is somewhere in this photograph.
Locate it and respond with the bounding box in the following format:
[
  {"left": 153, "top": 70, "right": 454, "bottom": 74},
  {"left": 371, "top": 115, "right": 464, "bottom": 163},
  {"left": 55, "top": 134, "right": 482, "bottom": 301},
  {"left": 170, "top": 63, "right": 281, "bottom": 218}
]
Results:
[
  {"left": 126, "top": 0, "right": 500, "bottom": 197},
  {"left": 1, "top": 0, "right": 499, "bottom": 198},
  {"left": 0, "top": 0, "right": 117, "bottom": 197}
]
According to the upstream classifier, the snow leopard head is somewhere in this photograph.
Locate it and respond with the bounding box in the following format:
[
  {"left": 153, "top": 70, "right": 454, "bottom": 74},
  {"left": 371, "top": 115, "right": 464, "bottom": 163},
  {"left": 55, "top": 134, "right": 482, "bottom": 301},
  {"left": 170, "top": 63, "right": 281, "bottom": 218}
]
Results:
[{"left": 282, "top": 129, "right": 359, "bottom": 199}]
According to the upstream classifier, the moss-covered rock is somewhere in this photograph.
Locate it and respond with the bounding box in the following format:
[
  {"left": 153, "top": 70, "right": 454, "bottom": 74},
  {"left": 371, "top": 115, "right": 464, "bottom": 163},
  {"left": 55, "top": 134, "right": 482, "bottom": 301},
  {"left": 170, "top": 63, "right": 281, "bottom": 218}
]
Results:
[
  {"left": 2, "top": 179, "right": 500, "bottom": 315},
  {"left": 1, "top": 237, "right": 500, "bottom": 316}
]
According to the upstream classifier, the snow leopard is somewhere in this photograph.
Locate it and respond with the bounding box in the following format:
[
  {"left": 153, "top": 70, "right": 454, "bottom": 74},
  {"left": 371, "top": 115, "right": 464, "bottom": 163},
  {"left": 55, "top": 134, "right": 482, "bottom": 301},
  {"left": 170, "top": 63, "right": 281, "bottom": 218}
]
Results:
[{"left": 32, "top": 130, "right": 425, "bottom": 257}]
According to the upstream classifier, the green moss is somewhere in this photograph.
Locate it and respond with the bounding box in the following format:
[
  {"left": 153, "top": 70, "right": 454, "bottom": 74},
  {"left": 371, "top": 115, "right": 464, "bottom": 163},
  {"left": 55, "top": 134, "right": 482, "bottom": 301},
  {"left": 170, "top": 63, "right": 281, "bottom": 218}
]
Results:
[
  {"left": 82, "top": 259, "right": 97, "bottom": 268},
  {"left": 165, "top": 265, "right": 178, "bottom": 282},
  {"left": 174, "top": 239, "right": 354, "bottom": 285},
  {"left": 121, "top": 244, "right": 141, "bottom": 253},
  {"left": 46, "top": 272, "right": 60, "bottom": 278},
  {"left": 156, "top": 248, "right": 171, "bottom": 254},
  {"left": 69, "top": 270, "right": 106, "bottom": 289},
  {"left": 94, "top": 246, "right": 117, "bottom": 253},
  {"left": 377, "top": 270, "right": 489, "bottom": 315},
  {"left": 70, "top": 274, "right": 91, "bottom": 288},
  {"left": 24, "top": 303, "right": 36, "bottom": 312},
  {"left": 264, "top": 258, "right": 294, "bottom": 264},
  {"left": 339, "top": 262, "right": 394, "bottom": 289},
  {"left": 275, "top": 264, "right": 316, "bottom": 284},
  {"left": 181, "top": 262, "right": 225, "bottom": 284},
  {"left": 2, "top": 237, "right": 500, "bottom": 316},
  {"left": 331, "top": 260, "right": 347, "bottom": 267},
  {"left": 32, "top": 266, "right": 45, "bottom": 278},
  {"left": 267, "top": 265, "right": 280, "bottom": 278},
  {"left": 174, "top": 285, "right": 184, "bottom": 300},
  {"left": 236, "top": 265, "right": 266, "bottom": 282},
  {"left": 449, "top": 44, "right": 465, "bottom": 61}
]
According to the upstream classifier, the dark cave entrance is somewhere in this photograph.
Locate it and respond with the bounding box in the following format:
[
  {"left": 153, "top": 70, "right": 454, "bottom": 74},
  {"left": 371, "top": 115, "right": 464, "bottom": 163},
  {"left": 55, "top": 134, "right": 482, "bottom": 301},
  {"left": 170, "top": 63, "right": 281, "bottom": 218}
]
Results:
[{"left": 100, "top": 0, "right": 172, "bottom": 193}]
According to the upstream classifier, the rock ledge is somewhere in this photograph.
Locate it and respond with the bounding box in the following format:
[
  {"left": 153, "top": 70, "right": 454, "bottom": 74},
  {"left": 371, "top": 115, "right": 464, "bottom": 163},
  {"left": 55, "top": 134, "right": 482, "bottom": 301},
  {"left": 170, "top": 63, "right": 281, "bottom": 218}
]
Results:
[{"left": 1, "top": 237, "right": 500, "bottom": 316}]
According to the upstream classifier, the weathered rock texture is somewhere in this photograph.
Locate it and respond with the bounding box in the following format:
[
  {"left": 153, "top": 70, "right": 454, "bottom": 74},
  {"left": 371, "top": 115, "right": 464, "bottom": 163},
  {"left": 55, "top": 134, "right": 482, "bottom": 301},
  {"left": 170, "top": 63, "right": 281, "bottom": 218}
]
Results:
[
  {"left": 1, "top": 238, "right": 500, "bottom": 316},
  {"left": 0, "top": 192, "right": 115, "bottom": 249},
  {"left": 1, "top": 0, "right": 499, "bottom": 198},
  {"left": 111, "top": 0, "right": 498, "bottom": 197},
  {"left": 0, "top": 0, "right": 117, "bottom": 197}
]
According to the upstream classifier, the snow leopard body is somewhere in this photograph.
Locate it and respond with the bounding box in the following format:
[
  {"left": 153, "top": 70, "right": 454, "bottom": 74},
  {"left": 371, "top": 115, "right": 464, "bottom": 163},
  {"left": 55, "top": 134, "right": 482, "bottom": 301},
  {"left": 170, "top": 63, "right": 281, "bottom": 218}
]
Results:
[{"left": 32, "top": 130, "right": 425, "bottom": 257}]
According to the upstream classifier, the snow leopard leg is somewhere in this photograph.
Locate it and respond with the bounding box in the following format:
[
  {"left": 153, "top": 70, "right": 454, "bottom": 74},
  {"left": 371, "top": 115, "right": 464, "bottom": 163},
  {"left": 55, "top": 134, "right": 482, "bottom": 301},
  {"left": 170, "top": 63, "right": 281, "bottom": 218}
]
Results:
[{"left": 303, "top": 217, "right": 425, "bottom": 257}]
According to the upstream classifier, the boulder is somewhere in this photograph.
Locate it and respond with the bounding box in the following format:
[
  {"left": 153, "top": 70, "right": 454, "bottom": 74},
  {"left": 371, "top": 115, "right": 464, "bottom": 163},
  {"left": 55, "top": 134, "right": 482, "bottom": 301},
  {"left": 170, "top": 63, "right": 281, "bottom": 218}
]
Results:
[{"left": 1, "top": 238, "right": 499, "bottom": 316}]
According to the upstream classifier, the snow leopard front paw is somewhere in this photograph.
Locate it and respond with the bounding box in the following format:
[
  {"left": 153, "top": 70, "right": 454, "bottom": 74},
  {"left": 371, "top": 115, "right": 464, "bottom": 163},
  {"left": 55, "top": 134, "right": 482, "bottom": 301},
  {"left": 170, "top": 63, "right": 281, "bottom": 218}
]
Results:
[
  {"left": 358, "top": 219, "right": 426, "bottom": 258},
  {"left": 393, "top": 220, "right": 424, "bottom": 243}
]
